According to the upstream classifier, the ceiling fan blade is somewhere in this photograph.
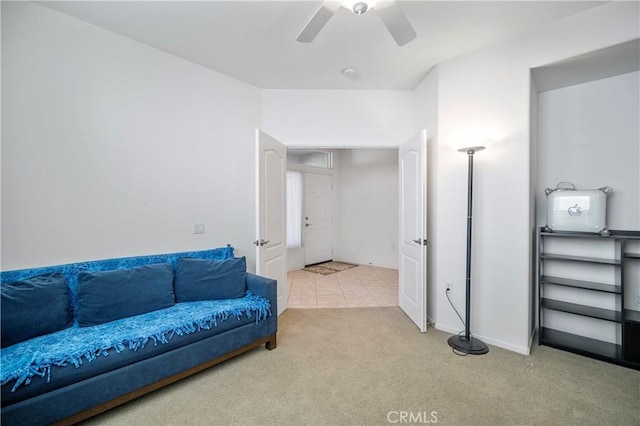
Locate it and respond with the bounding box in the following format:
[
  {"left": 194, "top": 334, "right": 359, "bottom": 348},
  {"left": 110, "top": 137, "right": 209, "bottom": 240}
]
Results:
[
  {"left": 296, "top": 1, "right": 341, "bottom": 43},
  {"left": 375, "top": 1, "right": 417, "bottom": 46}
]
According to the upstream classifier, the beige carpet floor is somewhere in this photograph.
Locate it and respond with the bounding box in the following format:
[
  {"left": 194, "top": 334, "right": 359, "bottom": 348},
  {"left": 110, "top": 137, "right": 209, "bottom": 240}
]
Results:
[{"left": 84, "top": 307, "right": 640, "bottom": 425}]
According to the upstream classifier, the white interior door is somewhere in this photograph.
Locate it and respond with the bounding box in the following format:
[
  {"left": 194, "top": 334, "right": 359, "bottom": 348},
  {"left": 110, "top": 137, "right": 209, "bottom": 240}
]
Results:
[
  {"left": 399, "top": 130, "right": 428, "bottom": 332},
  {"left": 304, "top": 172, "right": 333, "bottom": 265},
  {"left": 256, "top": 129, "right": 288, "bottom": 316}
]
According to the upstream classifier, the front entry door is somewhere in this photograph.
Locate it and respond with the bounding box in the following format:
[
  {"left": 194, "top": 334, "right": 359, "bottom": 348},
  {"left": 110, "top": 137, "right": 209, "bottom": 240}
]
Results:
[
  {"left": 399, "top": 130, "right": 428, "bottom": 332},
  {"left": 256, "top": 129, "right": 288, "bottom": 316},
  {"left": 304, "top": 172, "right": 333, "bottom": 265}
]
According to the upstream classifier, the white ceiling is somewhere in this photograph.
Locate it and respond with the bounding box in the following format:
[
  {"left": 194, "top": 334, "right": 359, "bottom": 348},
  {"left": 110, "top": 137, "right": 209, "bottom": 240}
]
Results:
[{"left": 41, "top": 1, "right": 606, "bottom": 90}]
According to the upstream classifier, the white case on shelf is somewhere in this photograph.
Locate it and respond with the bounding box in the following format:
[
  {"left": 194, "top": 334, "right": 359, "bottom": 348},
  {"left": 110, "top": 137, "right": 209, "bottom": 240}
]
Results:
[{"left": 544, "top": 182, "right": 612, "bottom": 235}]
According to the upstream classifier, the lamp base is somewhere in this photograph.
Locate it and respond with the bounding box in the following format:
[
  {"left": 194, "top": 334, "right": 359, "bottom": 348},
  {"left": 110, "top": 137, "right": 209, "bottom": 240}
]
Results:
[{"left": 447, "top": 335, "right": 489, "bottom": 355}]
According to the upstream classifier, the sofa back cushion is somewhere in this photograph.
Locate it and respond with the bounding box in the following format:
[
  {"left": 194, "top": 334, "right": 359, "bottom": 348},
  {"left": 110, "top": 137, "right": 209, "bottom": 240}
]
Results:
[
  {"left": 1, "top": 272, "right": 73, "bottom": 348},
  {"left": 1, "top": 247, "right": 234, "bottom": 320},
  {"left": 76, "top": 263, "right": 175, "bottom": 327},
  {"left": 174, "top": 257, "right": 247, "bottom": 302}
]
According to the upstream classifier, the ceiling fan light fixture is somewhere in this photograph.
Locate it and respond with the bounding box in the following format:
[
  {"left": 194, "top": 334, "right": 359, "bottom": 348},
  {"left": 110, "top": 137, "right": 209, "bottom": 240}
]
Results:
[
  {"left": 353, "top": 2, "right": 368, "bottom": 15},
  {"left": 339, "top": 0, "right": 381, "bottom": 15}
]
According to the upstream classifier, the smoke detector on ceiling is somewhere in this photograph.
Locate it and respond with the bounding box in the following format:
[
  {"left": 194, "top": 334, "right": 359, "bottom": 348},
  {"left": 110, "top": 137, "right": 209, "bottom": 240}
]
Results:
[{"left": 341, "top": 67, "right": 358, "bottom": 78}]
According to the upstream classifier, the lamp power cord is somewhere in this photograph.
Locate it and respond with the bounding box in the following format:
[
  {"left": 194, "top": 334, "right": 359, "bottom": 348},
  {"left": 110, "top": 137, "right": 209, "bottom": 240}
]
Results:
[{"left": 445, "top": 287, "right": 476, "bottom": 356}]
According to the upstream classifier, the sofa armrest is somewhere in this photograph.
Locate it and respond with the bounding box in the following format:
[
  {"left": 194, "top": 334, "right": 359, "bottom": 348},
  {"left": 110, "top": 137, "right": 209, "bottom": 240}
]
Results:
[
  {"left": 246, "top": 273, "right": 277, "bottom": 316},
  {"left": 246, "top": 273, "right": 277, "bottom": 348}
]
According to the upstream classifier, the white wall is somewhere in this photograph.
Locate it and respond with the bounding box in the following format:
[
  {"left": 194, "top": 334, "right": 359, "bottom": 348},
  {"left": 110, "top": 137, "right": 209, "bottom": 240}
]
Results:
[
  {"left": 1, "top": 2, "right": 261, "bottom": 270},
  {"left": 431, "top": 1, "right": 639, "bottom": 354},
  {"left": 536, "top": 71, "right": 640, "bottom": 230},
  {"left": 333, "top": 149, "right": 398, "bottom": 269},
  {"left": 261, "top": 90, "right": 415, "bottom": 147}
]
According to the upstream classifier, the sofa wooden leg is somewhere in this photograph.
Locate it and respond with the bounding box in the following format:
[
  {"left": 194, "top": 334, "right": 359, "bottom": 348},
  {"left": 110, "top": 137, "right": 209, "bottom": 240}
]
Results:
[{"left": 265, "top": 334, "right": 277, "bottom": 350}]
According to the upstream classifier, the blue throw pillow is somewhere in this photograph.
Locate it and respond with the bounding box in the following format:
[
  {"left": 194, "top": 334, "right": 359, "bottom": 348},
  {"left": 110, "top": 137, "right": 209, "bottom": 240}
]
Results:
[
  {"left": 1, "top": 272, "right": 73, "bottom": 348},
  {"left": 174, "top": 256, "right": 247, "bottom": 302},
  {"left": 77, "top": 263, "right": 175, "bottom": 327}
]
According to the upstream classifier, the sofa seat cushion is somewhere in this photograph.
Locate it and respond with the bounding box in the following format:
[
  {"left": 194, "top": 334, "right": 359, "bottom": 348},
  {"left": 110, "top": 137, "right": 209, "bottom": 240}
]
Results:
[
  {"left": 1, "top": 273, "right": 73, "bottom": 348},
  {"left": 77, "top": 263, "right": 175, "bottom": 327},
  {"left": 0, "top": 292, "right": 271, "bottom": 402}
]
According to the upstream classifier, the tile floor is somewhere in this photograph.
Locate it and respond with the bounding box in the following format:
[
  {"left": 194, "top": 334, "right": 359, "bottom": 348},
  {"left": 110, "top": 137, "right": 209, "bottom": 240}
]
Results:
[{"left": 287, "top": 264, "right": 399, "bottom": 308}]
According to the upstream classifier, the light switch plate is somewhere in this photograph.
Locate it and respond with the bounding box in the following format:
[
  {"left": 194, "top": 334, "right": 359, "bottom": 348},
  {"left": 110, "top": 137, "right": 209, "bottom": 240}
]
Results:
[{"left": 193, "top": 222, "right": 205, "bottom": 234}]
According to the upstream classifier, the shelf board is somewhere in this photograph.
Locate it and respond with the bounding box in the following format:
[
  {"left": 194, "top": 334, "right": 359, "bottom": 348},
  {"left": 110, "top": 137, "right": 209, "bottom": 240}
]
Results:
[
  {"left": 540, "top": 231, "right": 609, "bottom": 239},
  {"left": 610, "top": 230, "right": 640, "bottom": 239},
  {"left": 625, "top": 310, "right": 640, "bottom": 325},
  {"left": 540, "top": 327, "right": 622, "bottom": 361},
  {"left": 540, "top": 252, "right": 621, "bottom": 265},
  {"left": 541, "top": 275, "right": 621, "bottom": 293},
  {"left": 625, "top": 253, "right": 640, "bottom": 259},
  {"left": 540, "top": 229, "right": 640, "bottom": 240},
  {"left": 542, "top": 298, "right": 622, "bottom": 322}
]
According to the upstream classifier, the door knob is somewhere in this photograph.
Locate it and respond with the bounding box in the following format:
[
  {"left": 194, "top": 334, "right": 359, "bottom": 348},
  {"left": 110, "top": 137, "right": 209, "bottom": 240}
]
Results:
[
  {"left": 413, "top": 238, "right": 422, "bottom": 245},
  {"left": 253, "top": 239, "right": 270, "bottom": 246},
  {"left": 305, "top": 223, "right": 312, "bottom": 227}
]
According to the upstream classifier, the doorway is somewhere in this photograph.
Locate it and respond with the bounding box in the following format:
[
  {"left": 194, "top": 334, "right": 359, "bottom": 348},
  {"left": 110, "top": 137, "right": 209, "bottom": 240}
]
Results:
[
  {"left": 286, "top": 148, "right": 400, "bottom": 271},
  {"left": 286, "top": 149, "right": 335, "bottom": 270},
  {"left": 286, "top": 147, "right": 401, "bottom": 309},
  {"left": 256, "top": 131, "right": 428, "bottom": 331}
]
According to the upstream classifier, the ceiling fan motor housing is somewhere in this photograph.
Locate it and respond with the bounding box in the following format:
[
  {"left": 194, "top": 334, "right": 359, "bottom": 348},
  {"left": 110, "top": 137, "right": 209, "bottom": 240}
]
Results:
[{"left": 353, "top": 2, "right": 369, "bottom": 15}]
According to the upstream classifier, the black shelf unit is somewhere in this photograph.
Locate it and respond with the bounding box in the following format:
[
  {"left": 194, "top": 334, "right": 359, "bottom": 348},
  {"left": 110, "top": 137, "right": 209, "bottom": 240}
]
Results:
[
  {"left": 538, "top": 228, "right": 640, "bottom": 369},
  {"left": 541, "top": 298, "right": 622, "bottom": 322},
  {"left": 540, "top": 275, "right": 621, "bottom": 293},
  {"left": 540, "top": 253, "right": 621, "bottom": 265},
  {"left": 540, "top": 328, "right": 622, "bottom": 361}
]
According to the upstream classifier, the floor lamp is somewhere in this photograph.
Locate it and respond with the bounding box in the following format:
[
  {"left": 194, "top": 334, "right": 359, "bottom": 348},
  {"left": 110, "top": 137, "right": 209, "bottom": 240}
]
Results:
[{"left": 447, "top": 146, "right": 489, "bottom": 355}]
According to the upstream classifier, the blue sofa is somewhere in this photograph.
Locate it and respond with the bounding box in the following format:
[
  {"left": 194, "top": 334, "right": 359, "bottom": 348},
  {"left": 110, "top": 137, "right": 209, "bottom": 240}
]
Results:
[{"left": 0, "top": 247, "right": 277, "bottom": 425}]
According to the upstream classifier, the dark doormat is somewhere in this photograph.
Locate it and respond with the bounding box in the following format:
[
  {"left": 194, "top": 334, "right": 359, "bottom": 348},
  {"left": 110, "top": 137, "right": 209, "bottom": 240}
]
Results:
[{"left": 303, "top": 261, "right": 358, "bottom": 275}]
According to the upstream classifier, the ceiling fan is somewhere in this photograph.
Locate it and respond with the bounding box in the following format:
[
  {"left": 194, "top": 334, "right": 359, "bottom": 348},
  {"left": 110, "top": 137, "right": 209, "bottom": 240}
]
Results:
[{"left": 296, "top": 1, "right": 417, "bottom": 46}]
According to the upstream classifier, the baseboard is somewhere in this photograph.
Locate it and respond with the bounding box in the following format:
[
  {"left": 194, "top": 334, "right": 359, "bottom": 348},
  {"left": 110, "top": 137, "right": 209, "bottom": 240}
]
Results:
[{"left": 433, "top": 323, "right": 531, "bottom": 355}]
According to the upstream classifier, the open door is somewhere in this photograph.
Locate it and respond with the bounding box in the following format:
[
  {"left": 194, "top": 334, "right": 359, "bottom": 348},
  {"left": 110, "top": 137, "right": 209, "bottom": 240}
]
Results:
[
  {"left": 399, "top": 130, "right": 428, "bottom": 332},
  {"left": 256, "top": 129, "right": 288, "bottom": 316}
]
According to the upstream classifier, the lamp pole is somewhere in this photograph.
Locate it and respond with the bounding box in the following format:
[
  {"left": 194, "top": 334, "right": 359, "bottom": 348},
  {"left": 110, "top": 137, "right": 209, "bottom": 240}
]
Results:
[{"left": 447, "top": 146, "right": 489, "bottom": 355}]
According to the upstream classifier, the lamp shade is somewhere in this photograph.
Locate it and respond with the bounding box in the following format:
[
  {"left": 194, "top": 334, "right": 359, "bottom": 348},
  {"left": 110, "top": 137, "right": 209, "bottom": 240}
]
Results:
[{"left": 457, "top": 146, "right": 486, "bottom": 154}]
